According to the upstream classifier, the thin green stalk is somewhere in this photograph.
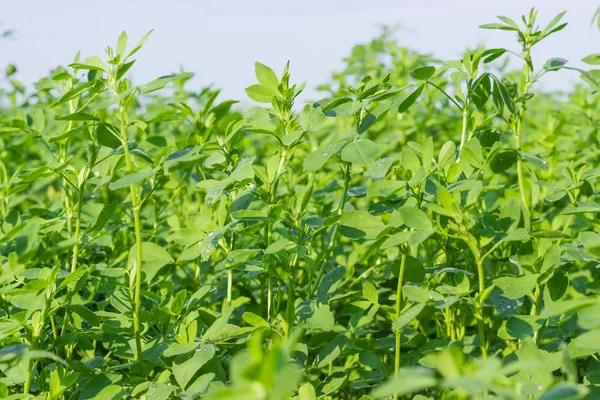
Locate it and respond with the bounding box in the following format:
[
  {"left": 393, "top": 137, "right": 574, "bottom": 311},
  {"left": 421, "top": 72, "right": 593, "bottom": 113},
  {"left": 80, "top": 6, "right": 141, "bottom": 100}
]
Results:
[
  {"left": 119, "top": 105, "right": 144, "bottom": 362},
  {"left": 557, "top": 214, "right": 575, "bottom": 246},
  {"left": 310, "top": 163, "right": 352, "bottom": 297},
  {"left": 23, "top": 359, "right": 33, "bottom": 394},
  {"left": 530, "top": 283, "right": 543, "bottom": 343},
  {"left": 427, "top": 81, "right": 463, "bottom": 110},
  {"left": 266, "top": 148, "right": 287, "bottom": 320},
  {"left": 227, "top": 270, "right": 233, "bottom": 306},
  {"left": 70, "top": 190, "right": 83, "bottom": 272},
  {"left": 285, "top": 240, "right": 302, "bottom": 337},
  {"left": 463, "top": 235, "right": 487, "bottom": 358},
  {"left": 516, "top": 48, "right": 533, "bottom": 232},
  {"left": 458, "top": 100, "right": 469, "bottom": 158},
  {"left": 227, "top": 232, "right": 237, "bottom": 307},
  {"left": 394, "top": 253, "right": 407, "bottom": 400}
]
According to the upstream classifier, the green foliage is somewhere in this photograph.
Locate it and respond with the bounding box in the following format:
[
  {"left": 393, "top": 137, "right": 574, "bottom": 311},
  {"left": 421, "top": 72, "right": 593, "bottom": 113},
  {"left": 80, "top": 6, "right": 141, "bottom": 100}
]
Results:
[{"left": 0, "top": 8, "right": 599, "bottom": 400}]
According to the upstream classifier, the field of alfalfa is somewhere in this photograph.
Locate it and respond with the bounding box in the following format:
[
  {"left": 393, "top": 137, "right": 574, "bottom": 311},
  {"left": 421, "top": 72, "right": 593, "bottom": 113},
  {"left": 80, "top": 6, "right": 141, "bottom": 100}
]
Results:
[{"left": 1, "top": 7, "right": 600, "bottom": 400}]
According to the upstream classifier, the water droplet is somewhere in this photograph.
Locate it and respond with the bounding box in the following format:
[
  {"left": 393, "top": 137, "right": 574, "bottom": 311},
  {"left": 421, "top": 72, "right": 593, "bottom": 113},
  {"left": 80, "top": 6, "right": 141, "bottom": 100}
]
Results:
[
  {"left": 207, "top": 231, "right": 214, "bottom": 237},
  {"left": 537, "top": 385, "right": 543, "bottom": 391},
  {"left": 321, "top": 152, "right": 329, "bottom": 157},
  {"left": 428, "top": 295, "right": 434, "bottom": 299},
  {"left": 226, "top": 257, "right": 233, "bottom": 262}
]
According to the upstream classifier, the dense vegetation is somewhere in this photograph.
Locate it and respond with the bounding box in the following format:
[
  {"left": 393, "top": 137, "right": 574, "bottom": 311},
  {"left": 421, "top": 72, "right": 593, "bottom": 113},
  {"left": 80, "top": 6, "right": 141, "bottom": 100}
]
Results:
[{"left": 1, "top": 8, "right": 600, "bottom": 400}]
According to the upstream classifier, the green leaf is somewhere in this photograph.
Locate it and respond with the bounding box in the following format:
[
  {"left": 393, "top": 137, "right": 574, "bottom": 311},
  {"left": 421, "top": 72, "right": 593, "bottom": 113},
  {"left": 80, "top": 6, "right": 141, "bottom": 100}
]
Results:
[
  {"left": 492, "top": 76, "right": 515, "bottom": 114},
  {"left": 67, "top": 305, "right": 100, "bottom": 327},
  {"left": 163, "top": 342, "right": 200, "bottom": 358},
  {"left": 128, "top": 242, "right": 174, "bottom": 282},
  {"left": 438, "top": 141, "right": 456, "bottom": 167},
  {"left": 371, "top": 368, "right": 436, "bottom": 398},
  {"left": 255, "top": 62, "right": 279, "bottom": 89},
  {"left": 70, "top": 56, "right": 106, "bottom": 71},
  {"left": 116, "top": 31, "right": 128, "bottom": 58},
  {"left": 506, "top": 315, "right": 545, "bottom": 339},
  {"left": 245, "top": 84, "right": 277, "bottom": 103},
  {"left": 231, "top": 210, "right": 270, "bottom": 221},
  {"left": 519, "top": 151, "right": 548, "bottom": 171},
  {"left": 303, "top": 141, "right": 347, "bottom": 172},
  {"left": 493, "top": 274, "right": 538, "bottom": 299},
  {"left": 126, "top": 29, "right": 153, "bottom": 59},
  {"left": 362, "top": 281, "right": 379, "bottom": 304},
  {"left": 265, "top": 238, "right": 290, "bottom": 254},
  {"left": 316, "top": 266, "right": 346, "bottom": 304},
  {"left": 340, "top": 139, "right": 378, "bottom": 166},
  {"left": 339, "top": 211, "right": 384, "bottom": 238},
  {"left": 170, "top": 289, "right": 187, "bottom": 315},
  {"left": 544, "top": 58, "right": 568, "bottom": 71},
  {"left": 172, "top": 342, "right": 215, "bottom": 389},
  {"left": 298, "top": 105, "right": 326, "bottom": 132},
  {"left": 203, "top": 307, "right": 233, "bottom": 342},
  {"left": 140, "top": 73, "right": 194, "bottom": 94},
  {"left": 392, "top": 303, "right": 425, "bottom": 331},
  {"left": 109, "top": 171, "right": 155, "bottom": 190},
  {"left": 398, "top": 85, "right": 424, "bottom": 113},
  {"left": 297, "top": 301, "right": 334, "bottom": 331},
  {"left": 315, "top": 335, "right": 348, "bottom": 368},
  {"left": 562, "top": 202, "right": 600, "bottom": 215},
  {"left": 316, "top": 372, "right": 348, "bottom": 398},
  {"left": 479, "top": 23, "right": 519, "bottom": 31},
  {"left": 396, "top": 206, "right": 432, "bottom": 231},
  {"left": 365, "top": 158, "right": 393, "bottom": 180},
  {"left": 403, "top": 285, "right": 443, "bottom": 303},
  {"left": 538, "top": 383, "right": 584, "bottom": 400},
  {"left": 96, "top": 123, "right": 121, "bottom": 149},
  {"left": 298, "top": 382, "right": 317, "bottom": 400},
  {"left": 95, "top": 384, "right": 126, "bottom": 400},
  {"left": 471, "top": 73, "right": 492, "bottom": 109},
  {"left": 582, "top": 53, "right": 600, "bottom": 65},
  {"left": 391, "top": 255, "right": 425, "bottom": 283},
  {"left": 242, "top": 312, "right": 269, "bottom": 327},
  {"left": 410, "top": 66, "right": 436, "bottom": 80},
  {"left": 56, "top": 112, "right": 99, "bottom": 121}
]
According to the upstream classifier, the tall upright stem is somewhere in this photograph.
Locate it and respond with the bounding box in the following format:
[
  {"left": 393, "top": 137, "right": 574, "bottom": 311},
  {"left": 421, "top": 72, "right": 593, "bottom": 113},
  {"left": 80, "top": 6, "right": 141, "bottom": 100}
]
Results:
[
  {"left": 70, "top": 189, "right": 83, "bottom": 272},
  {"left": 265, "top": 148, "right": 287, "bottom": 320},
  {"left": 310, "top": 162, "right": 352, "bottom": 297},
  {"left": 119, "top": 105, "right": 143, "bottom": 362},
  {"left": 393, "top": 253, "right": 407, "bottom": 400},
  {"left": 458, "top": 100, "right": 469, "bottom": 159},
  {"left": 226, "top": 270, "right": 233, "bottom": 306},
  {"left": 516, "top": 47, "right": 533, "bottom": 232},
  {"left": 463, "top": 233, "right": 487, "bottom": 358}
]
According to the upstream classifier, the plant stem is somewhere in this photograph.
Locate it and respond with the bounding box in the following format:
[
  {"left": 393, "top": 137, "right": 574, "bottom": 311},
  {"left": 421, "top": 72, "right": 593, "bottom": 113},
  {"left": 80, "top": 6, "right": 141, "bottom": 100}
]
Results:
[
  {"left": 393, "top": 253, "right": 407, "bottom": 400},
  {"left": 557, "top": 214, "right": 574, "bottom": 246},
  {"left": 463, "top": 234, "right": 487, "bottom": 358},
  {"left": 265, "top": 148, "right": 288, "bottom": 320},
  {"left": 119, "top": 105, "right": 144, "bottom": 362},
  {"left": 70, "top": 189, "right": 83, "bottom": 272},
  {"left": 458, "top": 100, "right": 470, "bottom": 159},
  {"left": 23, "top": 360, "right": 32, "bottom": 394},
  {"left": 531, "top": 283, "right": 544, "bottom": 343},
  {"left": 310, "top": 162, "right": 352, "bottom": 297},
  {"left": 227, "top": 270, "right": 233, "bottom": 306},
  {"left": 516, "top": 48, "right": 533, "bottom": 232}
]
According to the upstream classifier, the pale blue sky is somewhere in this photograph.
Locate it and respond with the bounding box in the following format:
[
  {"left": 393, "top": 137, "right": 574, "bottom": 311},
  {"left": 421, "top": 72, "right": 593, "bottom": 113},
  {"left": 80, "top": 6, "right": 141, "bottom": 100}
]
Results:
[{"left": 2, "top": 0, "right": 599, "bottom": 101}]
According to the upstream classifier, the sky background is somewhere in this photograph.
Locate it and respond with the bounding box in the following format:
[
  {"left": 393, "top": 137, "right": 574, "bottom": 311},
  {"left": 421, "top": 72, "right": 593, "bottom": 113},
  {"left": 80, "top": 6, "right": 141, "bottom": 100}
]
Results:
[{"left": 2, "top": 0, "right": 599, "bottom": 102}]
